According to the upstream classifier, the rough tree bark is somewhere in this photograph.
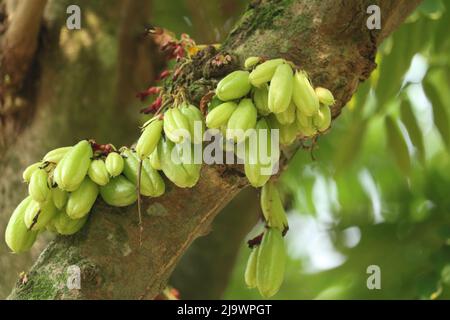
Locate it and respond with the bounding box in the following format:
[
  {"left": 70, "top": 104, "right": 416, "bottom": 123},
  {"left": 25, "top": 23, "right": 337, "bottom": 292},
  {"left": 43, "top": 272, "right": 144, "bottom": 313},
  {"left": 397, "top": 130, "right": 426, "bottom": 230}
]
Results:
[{"left": 5, "top": 0, "right": 421, "bottom": 299}]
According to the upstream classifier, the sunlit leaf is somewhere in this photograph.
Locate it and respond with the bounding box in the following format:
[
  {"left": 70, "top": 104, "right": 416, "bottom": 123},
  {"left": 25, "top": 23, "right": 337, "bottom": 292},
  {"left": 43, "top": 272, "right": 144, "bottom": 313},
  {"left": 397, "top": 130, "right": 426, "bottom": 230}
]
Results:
[
  {"left": 385, "top": 115, "right": 411, "bottom": 176},
  {"left": 422, "top": 79, "right": 450, "bottom": 149},
  {"left": 400, "top": 100, "right": 426, "bottom": 164}
]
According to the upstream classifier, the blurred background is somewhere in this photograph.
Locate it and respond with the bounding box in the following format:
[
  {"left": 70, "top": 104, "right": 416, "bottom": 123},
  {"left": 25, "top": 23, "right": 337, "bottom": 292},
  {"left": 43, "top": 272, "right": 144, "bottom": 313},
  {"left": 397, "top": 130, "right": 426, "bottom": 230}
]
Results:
[{"left": 1, "top": 0, "right": 449, "bottom": 299}]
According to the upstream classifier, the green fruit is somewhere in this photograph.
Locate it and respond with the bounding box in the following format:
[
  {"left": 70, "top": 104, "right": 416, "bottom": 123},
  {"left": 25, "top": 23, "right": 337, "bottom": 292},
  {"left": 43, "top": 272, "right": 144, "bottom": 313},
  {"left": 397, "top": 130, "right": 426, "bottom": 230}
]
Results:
[
  {"left": 5, "top": 197, "right": 38, "bottom": 253},
  {"left": 66, "top": 177, "right": 99, "bottom": 219},
  {"left": 149, "top": 146, "right": 162, "bottom": 170},
  {"left": 261, "top": 181, "right": 288, "bottom": 231},
  {"left": 100, "top": 175, "right": 137, "bottom": 207},
  {"left": 180, "top": 104, "right": 204, "bottom": 144},
  {"left": 24, "top": 198, "right": 57, "bottom": 231},
  {"left": 244, "top": 119, "right": 279, "bottom": 187},
  {"left": 88, "top": 159, "right": 110, "bottom": 186},
  {"left": 245, "top": 247, "right": 260, "bottom": 288},
  {"left": 105, "top": 152, "right": 124, "bottom": 177},
  {"left": 205, "top": 102, "right": 237, "bottom": 129},
  {"left": 216, "top": 70, "right": 251, "bottom": 101},
  {"left": 268, "top": 64, "right": 294, "bottom": 114},
  {"left": 53, "top": 210, "right": 89, "bottom": 235},
  {"left": 292, "top": 70, "right": 319, "bottom": 116},
  {"left": 143, "top": 158, "right": 165, "bottom": 197},
  {"left": 160, "top": 139, "right": 201, "bottom": 188},
  {"left": 55, "top": 140, "right": 93, "bottom": 191},
  {"left": 244, "top": 56, "right": 261, "bottom": 69},
  {"left": 249, "top": 58, "right": 285, "bottom": 87},
  {"left": 227, "top": 98, "right": 257, "bottom": 142},
  {"left": 28, "top": 169, "right": 50, "bottom": 203},
  {"left": 43, "top": 146, "right": 72, "bottom": 163},
  {"left": 52, "top": 187, "right": 68, "bottom": 210},
  {"left": 256, "top": 228, "right": 286, "bottom": 298},
  {"left": 253, "top": 84, "right": 270, "bottom": 116},
  {"left": 296, "top": 111, "right": 317, "bottom": 137},
  {"left": 313, "top": 105, "right": 332, "bottom": 132},
  {"left": 135, "top": 118, "right": 163, "bottom": 160},
  {"left": 275, "top": 101, "right": 296, "bottom": 125},
  {"left": 268, "top": 114, "right": 298, "bottom": 146},
  {"left": 163, "top": 108, "right": 191, "bottom": 143},
  {"left": 122, "top": 149, "right": 161, "bottom": 196},
  {"left": 315, "top": 87, "right": 335, "bottom": 106},
  {"left": 22, "top": 162, "right": 42, "bottom": 183}
]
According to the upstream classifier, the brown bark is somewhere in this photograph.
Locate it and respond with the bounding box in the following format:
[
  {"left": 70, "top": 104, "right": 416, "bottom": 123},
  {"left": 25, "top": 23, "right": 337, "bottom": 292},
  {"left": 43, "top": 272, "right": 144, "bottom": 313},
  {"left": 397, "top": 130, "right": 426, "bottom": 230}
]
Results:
[{"left": 6, "top": 0, "right": 422, "bottom": 299}]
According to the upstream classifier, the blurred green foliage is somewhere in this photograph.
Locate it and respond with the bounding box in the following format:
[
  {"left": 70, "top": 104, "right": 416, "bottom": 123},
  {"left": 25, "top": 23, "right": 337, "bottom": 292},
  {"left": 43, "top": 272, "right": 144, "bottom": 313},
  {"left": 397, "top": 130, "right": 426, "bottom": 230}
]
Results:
[{"left": 225, "top": 0, "right": 450, "bottom": 299}]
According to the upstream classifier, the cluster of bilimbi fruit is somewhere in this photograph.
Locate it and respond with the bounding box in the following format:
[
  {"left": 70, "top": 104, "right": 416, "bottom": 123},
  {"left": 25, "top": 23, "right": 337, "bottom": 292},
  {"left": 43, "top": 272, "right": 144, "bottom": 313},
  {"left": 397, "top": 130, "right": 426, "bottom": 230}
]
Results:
[{"left": 5, "top": 57, "right": 334, "bottom": 298}]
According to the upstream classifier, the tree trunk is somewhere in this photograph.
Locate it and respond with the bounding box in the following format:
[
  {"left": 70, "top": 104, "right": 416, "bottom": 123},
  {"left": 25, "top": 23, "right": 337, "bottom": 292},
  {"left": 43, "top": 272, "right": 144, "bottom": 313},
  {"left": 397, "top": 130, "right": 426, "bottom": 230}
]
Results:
[{"left": 4, "top": 0, "right": 421, "bottom": 299}]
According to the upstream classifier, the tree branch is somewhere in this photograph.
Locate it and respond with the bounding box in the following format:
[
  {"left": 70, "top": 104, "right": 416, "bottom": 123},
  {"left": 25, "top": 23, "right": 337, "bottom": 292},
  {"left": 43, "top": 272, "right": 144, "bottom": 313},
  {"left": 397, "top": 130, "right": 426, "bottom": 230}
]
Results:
[
  {"left": 8, "top": 0, "right": 422, "bottom": 299},
  {"left": 0, "top": 0, "right": 47, "bottom": 95}
]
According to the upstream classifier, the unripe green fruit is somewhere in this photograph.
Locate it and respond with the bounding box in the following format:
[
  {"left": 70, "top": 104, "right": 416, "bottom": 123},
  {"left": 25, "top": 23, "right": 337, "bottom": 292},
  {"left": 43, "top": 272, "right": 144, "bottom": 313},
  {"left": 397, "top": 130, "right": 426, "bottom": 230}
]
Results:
[
  {"left": 313, "top": 105, "right": 332, "bottom": 132},
  {"left": 160, "top": 139, "right": 201, "bottom": 188},
  {"left": 164, "top": 108, "right": 191, "bottom": 143},
  {"left": 268, "top": 63, "right": 294, "bottom": 114},
  {"left": 296, "top": 111, "right": 317, "bottom": 137},
  {"left": 100, "top": 175, "right": 137, "bottom": 207},
  {"left": 180, "top": 104, "right": 204, "bottom": 144},
  {"left": 88, "top": 159, "right": 110, "bottom": 186},
  {"left": 249, "top": 58, "right": 285, "bottom": 87},
  {"left": 122, "top": 149, "right": 162, "bottom": 196},
  {"left": 245, "top": 247, "right": 259, "bottom": 289},
  {"left": 43, "top": 146, "right": 72, "bottom": 163},
  {"left": 275, "top": 101, "right": 296, "bottom": 125},
  {"left": 52, "top": 187, "right": 68, "bottom": 210},
  {"left": 261, "top": 181, "right": 288, "bottom": 231},
  {"left": 315, "top": 87, "right": 335, "bottom": 106},
  {"left": 256, "top": 228, "right": 286, "bottom": 298},
  {"left": 149, "top": 147, "right": 162, "bottom": 170},
  {"left": 244, "top": 119, "right": 279, "bottom": 187},
  {"left": 136, "top": 119, "right": 163, "bottom": 160},
  {"left": 105, "top": 152, "right": 124, "bottom": 177},
  {"left": 53, "top": 210, "right": 88, "bottom": 235},
  {"left": 5, "top": 197, "right": 38, "bottom": 253},
  {"left": 292, "top": 70, "right": 319, "bottom": 116},
  {"left": 227, "top": 98, "right": 257, "bottom": 142},
  {"left": 216, "top": 70, "right": 251, "bottom": 101},
  {"left": 66, "top": 177, "right": 99, "bottom": 219},
  {"left": 55, "top": 140, "right": 93, "bottom": 191},
  {"left": 279, "top": 121, "right": 299, "bottom": 146},
  {"left": 143, "top": 158, "right": 165, "bottom": 197},
  {"left": 205, "top": 102, "right": 237, "bottom": 129},
  {"left": 22, "top": 162, "right": 42, "bottom": 183},
  {"left": 244, "top": 56, "right": 261, "bottom": 69},
  {"left": 24, "top": 198, "right": 57, "bottom": 231},
  {"left": 28, "top": 169, "right": 50, "bottom": 203},
  {"left": 253, "top": 84, "right": 270, "bottom": 116}
]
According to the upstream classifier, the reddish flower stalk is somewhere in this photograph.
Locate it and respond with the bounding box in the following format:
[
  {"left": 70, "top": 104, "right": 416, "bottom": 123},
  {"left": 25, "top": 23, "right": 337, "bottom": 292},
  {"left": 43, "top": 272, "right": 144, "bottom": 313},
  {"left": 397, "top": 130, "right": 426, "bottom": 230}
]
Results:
[
  {"left": 136, "top": 86, "right": 162, "bottom": 101},
  {"left": 140, "top": 96, "right": 162, "bottom": 114}
]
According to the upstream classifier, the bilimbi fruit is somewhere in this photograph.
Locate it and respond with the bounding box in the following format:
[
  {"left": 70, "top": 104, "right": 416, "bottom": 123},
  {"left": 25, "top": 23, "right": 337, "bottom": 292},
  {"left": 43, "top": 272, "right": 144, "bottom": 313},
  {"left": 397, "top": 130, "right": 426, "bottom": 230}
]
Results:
[
  {"left": 54, "top": 140, "right": 93, "bottom": 192},
  {"left": 216, "top": 70, "right": 251, "bottom": 101},
  {"left": 136, "top": 118, "right": 163, "bottom": 160},
  {"left": 268, "top": 63, "right": 294, "bottom": 114},
  {"left": 5, "top": 197, "right": 38, "bottom": 253},
  {"left": 256, "top": 228, "right": 286, "bottom": 298},
  {"left": 105, "top": 152, "right": 124, "bottom": 177}
]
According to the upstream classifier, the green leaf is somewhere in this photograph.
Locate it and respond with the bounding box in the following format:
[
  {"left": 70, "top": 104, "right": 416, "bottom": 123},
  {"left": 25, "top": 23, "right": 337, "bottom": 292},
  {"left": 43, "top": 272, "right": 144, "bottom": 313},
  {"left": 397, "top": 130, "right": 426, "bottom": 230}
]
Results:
[
  {"left": 334, "top": 119, "right": 368, "bottom": 174},
  {"left": 418, "top": 0, "right": 445, "bottom": 18},
  {"left": 422, "top": 79, "right": 450, "bottom": 149},
  {"left": 385, "top": 116, "right": 411, "bottom": 176},
  {"left": 400, "top": 100, "right": 426, "bottom": 164}
]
